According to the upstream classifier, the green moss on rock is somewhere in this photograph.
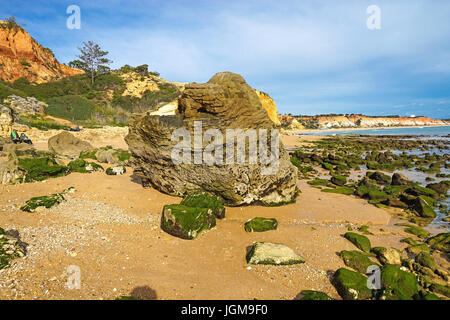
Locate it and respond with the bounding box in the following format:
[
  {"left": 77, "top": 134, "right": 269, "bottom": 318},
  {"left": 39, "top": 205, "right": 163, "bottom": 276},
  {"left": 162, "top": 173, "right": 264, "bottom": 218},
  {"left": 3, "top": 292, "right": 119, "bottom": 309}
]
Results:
[
  {"left": 332, "top": 268, "right": 372, "bottom": 300},
  {"left": 380, "top": 265, "right": 418, "bottom": 300},
  {"left": 298, "top": 290, "right": 334, "bottom": 300},
  {"left": 340, "top": 250, "right": 378, "bottom": 273},
  {"left": 68, "top": 159, "right": 104, "bottom": 173},
  {"left": 244, "top": 217, "right": 278, "bottom": 232},
  {"left": 331, "top": 175, "right": 347, "bottom": 186},
  {"left": 404, "top": 225, "right": 430, "bottom": 239},
  {"left": 344, "top": 232, "right": 371, "bottom": 253},
  {"left": 322, "top": 187, "right": 355, "bottom": 195},
  {"left": 426, "top": 233, "right": 449, "bottom": 253},
  {"left": 160, "top": 204, "right": 216, "bottom": 240},
  {"left": 180, "top": 192, "right": 225, "bottom": 219},
  {"left": 18, "top": 157, "right": 69, "bottom": 182}
]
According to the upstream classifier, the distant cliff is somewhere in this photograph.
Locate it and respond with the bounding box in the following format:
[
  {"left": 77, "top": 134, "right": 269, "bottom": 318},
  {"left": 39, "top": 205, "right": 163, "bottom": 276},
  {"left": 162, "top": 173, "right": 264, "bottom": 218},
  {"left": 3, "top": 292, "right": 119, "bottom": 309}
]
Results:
[
  {"left": 280, "top": 114, "right": 449, "bottom": 130},
  {"left": 0, "top": 20, "right": 83, "bottom": 83}
]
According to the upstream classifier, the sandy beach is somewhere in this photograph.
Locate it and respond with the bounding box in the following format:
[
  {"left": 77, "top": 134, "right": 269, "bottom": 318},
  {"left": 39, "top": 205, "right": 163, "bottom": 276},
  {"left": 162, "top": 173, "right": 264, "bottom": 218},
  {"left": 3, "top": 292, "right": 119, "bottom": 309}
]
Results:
[{"left": 1, "top": 130, "right": 444, "bottom": 300}]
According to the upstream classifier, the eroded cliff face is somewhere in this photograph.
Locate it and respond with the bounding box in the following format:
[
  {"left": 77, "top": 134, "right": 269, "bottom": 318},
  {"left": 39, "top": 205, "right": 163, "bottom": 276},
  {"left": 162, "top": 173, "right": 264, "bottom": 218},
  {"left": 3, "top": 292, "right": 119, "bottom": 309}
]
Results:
[
  {"left": 281, "top": 114, "right": 449, "bottom": 130},
  {"left": 255, "top": 90, "right": 281, "bottom": 127},
  {"left": 0, "top": 21, "right": 84, "bottom": 83}
]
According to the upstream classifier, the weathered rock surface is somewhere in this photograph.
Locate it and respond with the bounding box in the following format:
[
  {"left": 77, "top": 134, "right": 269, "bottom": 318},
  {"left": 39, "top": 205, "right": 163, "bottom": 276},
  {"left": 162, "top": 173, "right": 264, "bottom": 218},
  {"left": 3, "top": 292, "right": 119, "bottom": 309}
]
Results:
[
  {"left": 48, "top": 131, "right": 94, "bottom": 159},
  {"left": 0, "top": 104, "right": 15, "bottom": 137},
  {"left": 246, "top": 242, "right": 305, "bottom": 265},
  {"left": 3, "top": 95, "right": 46, "bottom": 115},
  {"left": 125, "top": 72, "right": 298, "bottom": 206}
]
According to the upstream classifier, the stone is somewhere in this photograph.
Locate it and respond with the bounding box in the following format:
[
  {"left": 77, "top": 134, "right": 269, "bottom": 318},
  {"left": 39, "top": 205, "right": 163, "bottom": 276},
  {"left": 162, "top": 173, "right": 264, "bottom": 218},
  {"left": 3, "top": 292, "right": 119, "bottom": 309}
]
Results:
[
  {"left": 406, "top": 243, "right": 431, "bottom": 255},
  {"left": 426, "top": 233, "right": 449, "bottom": 253},
  {"left": 244, "top": 217, "right": 278, "bottom": 232},
  {"left": 426, "top": 181, "right": 450, "bottom": 195},
  {"left": 0, "top": 157, "right": 25, "bottom": 184},
  {"left": 415, "top": 252, "right": 437, "bottom": 271},
  {"left": 246, "top": 242, "right": 305, "bottom": 265},
  {"left": 160, "top": 204, "right": 216, "bottom": 240},
  {"left": 391, "top": 173, "right": 411, "bottom": 186},
  {"left": 344, "top": 232, "right": 371, "bottom": 253},
  {"left": 68, "top": 159, "right": 104, "bottom": 173},
  {"left": 48, "top": 131, "right": 94, "bottom": 159},
  {"left": 429, "top": 283, "right": 450, "bottom": 298},
  {"left": 297, "top": 290, "right": 334, "bottom": 300},
  {"left": 18, "top": 157, "right": 69, "bottom": 182},
  {"left": 371, "top": 247, "right": 402, "bottom": 265},
  {"left": 125, "top": 72, "right": 298, "bottom": 206},
  {"left": 4, "top": 95, "right": 47, "bottom": 115},
  {"left": 180, "top": 192, "right": 226, "bottom": 219},
  {"left": 413, "top": 196, "right": 436, "bottom": 218},
  {"left": 403, "top": 225, "right": 430, "bottom": 239},
  {"left": 367, "top": 171, "right": 391, "bottom": 185},
  {"left": 332, "top": 268, "right": 372, "bottom": 300},
  {"left": 0, "top": 104, "right": 15, "bottom": 137},
  {"left": 339, "top": 250, "right": 378, "bottom": 273},
  {"left": 380, "top": 265, "right": 418, "bottom": 300},
  {"left": 105, "top": 166, "right": 126, "bottom": 176},
  {"left": 331, "top": 175, "right": 347, "bottom": 186}
]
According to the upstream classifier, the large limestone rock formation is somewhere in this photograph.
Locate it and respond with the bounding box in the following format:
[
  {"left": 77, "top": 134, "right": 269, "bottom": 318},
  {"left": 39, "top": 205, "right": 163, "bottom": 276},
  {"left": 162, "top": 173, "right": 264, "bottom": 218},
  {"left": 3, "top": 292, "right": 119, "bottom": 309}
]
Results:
[
  {"left": 126, "top": 72, "right": 298, "bottom": 206},
  {"left": 0, "top": 105, "right": 15, "bottom": 137},
  {"left": 4, "top": 95, "right": 46, "bottom": 115},
  {"left": 48, "top": 131, "right": 94, "bottom": 159}
]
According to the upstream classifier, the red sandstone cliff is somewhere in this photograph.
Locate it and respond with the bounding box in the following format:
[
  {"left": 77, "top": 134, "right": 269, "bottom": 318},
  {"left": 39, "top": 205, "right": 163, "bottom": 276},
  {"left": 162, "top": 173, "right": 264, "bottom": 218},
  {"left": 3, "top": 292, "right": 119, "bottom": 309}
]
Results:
[{"left": 0, "top": 20, "right": 84, "bottom": 83}]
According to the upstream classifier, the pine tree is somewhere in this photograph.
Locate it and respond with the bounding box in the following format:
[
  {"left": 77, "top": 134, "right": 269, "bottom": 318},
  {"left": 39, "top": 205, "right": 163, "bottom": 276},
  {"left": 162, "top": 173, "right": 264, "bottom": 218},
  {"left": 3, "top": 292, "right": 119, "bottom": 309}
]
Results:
[{"left": 69, "top": 41, "right": 112, "bottom": 84}]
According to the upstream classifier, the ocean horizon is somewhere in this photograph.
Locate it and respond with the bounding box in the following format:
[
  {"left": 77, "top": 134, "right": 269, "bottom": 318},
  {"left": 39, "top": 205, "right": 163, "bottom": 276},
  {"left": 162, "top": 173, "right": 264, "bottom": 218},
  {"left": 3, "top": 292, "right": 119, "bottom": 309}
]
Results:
[{"left": 300, "top": 125, "right": 450, "bottom": 136}]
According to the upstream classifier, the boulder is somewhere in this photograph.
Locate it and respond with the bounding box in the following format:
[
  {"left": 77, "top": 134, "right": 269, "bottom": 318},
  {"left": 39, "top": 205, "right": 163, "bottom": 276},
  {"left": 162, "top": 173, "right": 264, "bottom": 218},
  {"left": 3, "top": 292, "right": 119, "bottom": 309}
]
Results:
[
  {"left": 371, "top": 247, "right": 402, "bottom": 265},
  {"left": 391, "top": 173, "right": 411, "bottom": 186},
  {"left": 0, "top": 104, "right": 15, "bottom": 137},
  {"left": 160, "top": 204, "right": 216, "bottom": 240},
  {"left": 331, "top": 175, "right": 347, "bottom": 186},
  {"left": 339, "top": 250, "right": 378, "bottom": 273},
  {"left": 380, "top": 265, "right": 418, "bottom": 300},
  {"left": 332, "top": 268, "right": 372, "bottom": 300},
  {"left": 180, "top": 192, "right": 225, "bottom": 219},
  {"left": 48, "top": 131, "right": 94, "bottom": 159},
  {"left": 344, "top": 232, "right": 371, "bottom": 253},
  {"left": 68, "top": 159, "right": 104, "bottom": 173},
  {"left": 106, "top": 166, "right": 126, "bottom": 176},
  {"left": 244, "top": 217, "right": 278, "bottom": 232},
  {"left": 0, "top": 157, "right": 25, "bottom": 184},
  {"left": 367, "top": 171, "right": 391, "bottom": 185},
  {"left": 297, "top": 290, "right": 334, "bottom": 300},
  {"left": 413, "top": 196, "right": 436, "bottom": 218},
  {"left": 125, "top": 72, "right": 298, "bottom": 206},
  {"left": 426, "top": 181, "right": 450, "bottom": 195},
  {"left": 246, "top": 242, "right": 305, "bottom": 265},
  {"left": 0, "top": 229, "right": 26, "bottom": 269},
  {"left": 415, "top": 252, "right": 437, "bottom": 271},
  {"left": 426, "top": 233, "right": 449, "bottom": 253}
]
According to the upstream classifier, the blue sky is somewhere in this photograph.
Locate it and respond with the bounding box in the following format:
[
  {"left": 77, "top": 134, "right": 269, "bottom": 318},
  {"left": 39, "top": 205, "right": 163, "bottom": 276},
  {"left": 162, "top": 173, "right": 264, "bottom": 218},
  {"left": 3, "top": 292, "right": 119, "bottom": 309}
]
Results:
[{"left": 2, "top": 0, "right": 450, "bottom": 118}]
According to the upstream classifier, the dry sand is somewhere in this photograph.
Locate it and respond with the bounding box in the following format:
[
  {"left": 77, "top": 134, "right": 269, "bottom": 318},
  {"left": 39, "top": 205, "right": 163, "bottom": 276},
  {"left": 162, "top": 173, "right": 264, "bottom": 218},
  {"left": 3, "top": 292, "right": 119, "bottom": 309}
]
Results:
[{"left": 0, "top": 131, "right": 443, "bottom": 300}]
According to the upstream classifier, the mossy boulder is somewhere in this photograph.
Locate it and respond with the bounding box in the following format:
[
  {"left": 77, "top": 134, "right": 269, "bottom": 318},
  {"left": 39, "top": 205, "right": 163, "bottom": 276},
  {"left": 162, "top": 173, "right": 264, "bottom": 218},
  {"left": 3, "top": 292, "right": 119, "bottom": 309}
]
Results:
[
  {"left": 426, "top": 181, "right": 450, "bottom": 195},
  {"left": 380, "top": 265, "right": 419, "bottom": 300},
  {"left": 368, "top": 190, "right": 389, "bottom": 202},
  {"left": 332, "top": 268, "right": 372, "bottom": 300},
  {"left": 383, "top": 197, "right": 409, "bottom": 209},
  {"left": 322, "top": 162, "right": 333, "bottom": 170},
  {"left": 246, "top": 242, "right": 305, "bottom": 265},
  {"left": 344, "top": 232, "right": 371, "bottom": 253},
  {"left": 429, "top": 283, "right": 450, "bottom": 298},
  {"left": 404, "top": 225, "right": 430, "bottom": 239},
  {"left": 160, "top": 204, "right": 216, "bottom": 240},
  {"left": 367, "top": 171, "right": 391, "bottom": 185},
  {"left": 391, "top": 173, "right": 411, "bottom": 186},
  {"left": 426, "top": 233, "right": 449, "bottom": 253},
  {"left": 340, "top": 250, "right": 378, "bottom": 273},
  {"left": 406, "top": 243, "right": 430, "bottom": 255},
  {"left": 331, "top": 175, "right": 347, "bottom": 186},
  {"left": 68, "top": 159, "right": 104, "bottom": 173},
  {"left": 371, "top": 247, "right": 402, "bottom": 265},
  {"left": 307, "top": 178, "right": 329, "bottom": 186},
  {"left": 105, "top": 166, "right": 126, "bottom": 176},
  {"left": 355, "top": 185, "right": 378, "bottom": 198},
  {"left": 20, "top": 187, "right": 75, "bottom": 212},
  {"left": 406, "top": 186, "right": 438, "bottom": 200},
  {"left": 322, "top": 187, "right": 355, "bottom": 195},
  {"left": 415, "top": 252, "right": 437, "bottom": 271},
  {"left": 244, "top": 217, "right": 278, "bottom": 232},
  {"left": 413, "top": 196, "right": 436, "bottom": 218},
  {"left": 180, "top": 192, "right": 225, "bottom": 219},
  {"left": 0, "top": 229, "right": 26, "bottom": 269},
  {"left": 298, "top": 290, "right": 334, "bottom": 300},
  {"left": 18, "top": 157, "right": 69, "bottom": 182}
]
